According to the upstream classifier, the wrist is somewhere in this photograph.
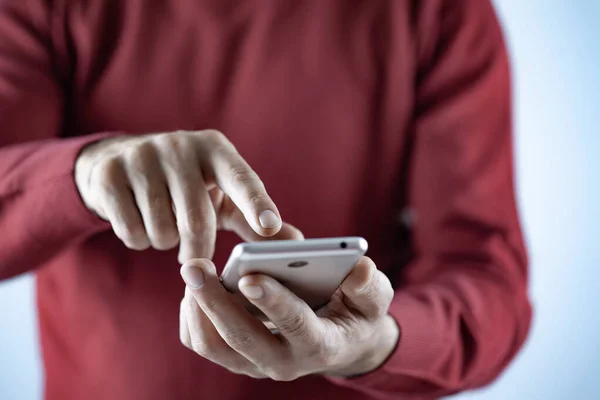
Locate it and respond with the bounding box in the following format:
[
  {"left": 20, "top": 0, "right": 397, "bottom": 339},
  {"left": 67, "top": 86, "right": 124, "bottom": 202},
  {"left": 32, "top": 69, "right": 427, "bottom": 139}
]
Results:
[
  {"left": 359, "top": 315, "right": 400, "bottom": 375},
  {"left": 328, "top": 315, "right": 400, "bottom": 378}
]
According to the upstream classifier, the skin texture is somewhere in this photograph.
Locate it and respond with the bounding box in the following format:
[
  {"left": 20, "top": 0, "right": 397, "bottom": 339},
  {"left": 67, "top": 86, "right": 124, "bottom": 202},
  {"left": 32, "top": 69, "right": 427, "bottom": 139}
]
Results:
[
  {"left": 75, "top": 130, "right": 400, "bottom": 380},
  {"left": 74, "top": 129, "right": 299, "bottom": 262},
  {"left": 179, "top": 257, "right": 400, "bottom": 380}
]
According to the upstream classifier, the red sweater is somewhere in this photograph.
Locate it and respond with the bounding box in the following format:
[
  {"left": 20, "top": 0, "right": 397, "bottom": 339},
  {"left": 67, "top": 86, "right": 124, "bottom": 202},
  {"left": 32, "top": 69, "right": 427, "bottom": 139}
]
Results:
[{"left": 0, "top": 0, "right": 531, "bottom": 399}]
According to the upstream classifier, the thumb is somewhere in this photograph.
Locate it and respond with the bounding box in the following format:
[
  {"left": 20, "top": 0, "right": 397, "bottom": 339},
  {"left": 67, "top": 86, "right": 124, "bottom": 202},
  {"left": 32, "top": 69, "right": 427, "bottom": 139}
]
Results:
[{"left": 340, "top": 257, "right": 394, "bottom": 319}]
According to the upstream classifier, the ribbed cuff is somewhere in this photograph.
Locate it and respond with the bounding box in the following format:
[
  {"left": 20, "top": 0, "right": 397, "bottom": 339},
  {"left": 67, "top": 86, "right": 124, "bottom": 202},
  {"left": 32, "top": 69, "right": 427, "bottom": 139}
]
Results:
[
  {"left": 325, "top": 290, "right": 446, "bottom": 394},
  {"left": 26, "top": 132, "right": 121, "bottom": 241}
]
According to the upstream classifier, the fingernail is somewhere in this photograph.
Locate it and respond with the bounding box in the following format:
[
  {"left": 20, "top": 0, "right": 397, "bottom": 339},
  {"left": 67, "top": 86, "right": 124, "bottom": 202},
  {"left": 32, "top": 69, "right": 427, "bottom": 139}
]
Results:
[
  {"left": 259, "top": 210, "right": 280, "bottom": 229},
  {"left": 180, "top": 263, "right": 205, "bottom": 289},
  {"left": 239, "top": 283, "right": 264, "bottom": 300}
]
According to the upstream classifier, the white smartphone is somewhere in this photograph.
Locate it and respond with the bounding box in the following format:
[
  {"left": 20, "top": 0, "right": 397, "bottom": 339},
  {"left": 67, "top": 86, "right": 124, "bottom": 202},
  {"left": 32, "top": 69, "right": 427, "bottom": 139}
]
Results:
[{"left": 220, "top": 237, "right": 368, "bottom": 315}]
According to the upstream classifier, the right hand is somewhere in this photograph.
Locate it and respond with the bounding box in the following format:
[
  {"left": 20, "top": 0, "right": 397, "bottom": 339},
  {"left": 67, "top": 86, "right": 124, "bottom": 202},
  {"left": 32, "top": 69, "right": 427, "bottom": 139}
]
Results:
[{"left": 75, "top": 130, "right": 301, "bottom": 263}]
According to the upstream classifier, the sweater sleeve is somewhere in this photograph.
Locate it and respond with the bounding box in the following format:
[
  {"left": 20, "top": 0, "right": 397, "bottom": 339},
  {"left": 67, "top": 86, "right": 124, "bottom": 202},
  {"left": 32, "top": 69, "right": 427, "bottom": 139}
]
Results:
[
  {"left": 328, "top": 0, "right": 532, "bottom": 398},
  {"left": 0, "top": 0, "right": 113, "bottom": 280}
]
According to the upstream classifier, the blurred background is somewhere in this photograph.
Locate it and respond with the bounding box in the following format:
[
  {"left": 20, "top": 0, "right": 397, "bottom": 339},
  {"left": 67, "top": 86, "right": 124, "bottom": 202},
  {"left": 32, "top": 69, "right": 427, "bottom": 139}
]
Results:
[{"left": 1, "top": 1, "right": 598, "bottom": 399}]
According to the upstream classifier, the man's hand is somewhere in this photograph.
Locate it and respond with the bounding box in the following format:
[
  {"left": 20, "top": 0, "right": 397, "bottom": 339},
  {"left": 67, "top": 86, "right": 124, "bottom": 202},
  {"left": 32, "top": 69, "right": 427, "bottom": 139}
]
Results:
[
  {"left": 179, "top": 256, "right": 400, "bottom": 380},
  {"left": 75, "top": 130, "right": 295, "bottom": 263}
]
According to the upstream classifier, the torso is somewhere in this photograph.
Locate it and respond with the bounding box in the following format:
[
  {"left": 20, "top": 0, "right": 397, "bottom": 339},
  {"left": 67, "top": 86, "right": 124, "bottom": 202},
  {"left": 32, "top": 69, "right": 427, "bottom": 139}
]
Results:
[{"left": 40, "top": 1, "right": 419, "bottom": 398}]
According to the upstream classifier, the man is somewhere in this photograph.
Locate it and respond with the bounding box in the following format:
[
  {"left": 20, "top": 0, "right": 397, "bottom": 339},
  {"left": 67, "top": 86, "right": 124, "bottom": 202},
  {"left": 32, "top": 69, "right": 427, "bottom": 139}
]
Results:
[{"left": 0, "top": 0, "right": 531, "bottom": 399}]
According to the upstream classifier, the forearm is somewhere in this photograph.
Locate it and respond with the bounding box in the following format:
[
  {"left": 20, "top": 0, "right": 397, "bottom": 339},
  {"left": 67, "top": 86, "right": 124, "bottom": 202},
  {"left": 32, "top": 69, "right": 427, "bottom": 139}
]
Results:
[
  {"left": 327, "top": 256, "right": 531, "bottom": 398},
  {"left": 325, "top": 0, "right": 533, "bottom": 395},
  {"left": 0, "top": 0, "right": 121, "bottom": 279},
  {"left": 0, "top": 134, "right": 114, "bottom": 280}
]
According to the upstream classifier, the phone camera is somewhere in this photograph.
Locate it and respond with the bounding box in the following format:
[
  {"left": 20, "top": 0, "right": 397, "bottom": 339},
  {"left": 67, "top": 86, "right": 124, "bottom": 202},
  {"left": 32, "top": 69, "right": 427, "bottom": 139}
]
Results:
[
  {"left": 288, "top": 261, "right": 308, "bottom": 268},
  {"left": 340, "top": 242, "right": 347, "bottom": 249}
]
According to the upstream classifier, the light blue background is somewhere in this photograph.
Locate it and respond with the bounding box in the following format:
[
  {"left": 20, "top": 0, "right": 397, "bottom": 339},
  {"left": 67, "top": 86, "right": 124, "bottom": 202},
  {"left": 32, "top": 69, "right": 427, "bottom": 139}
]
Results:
[{"left": 1, "top": 1, "right": 598, "bottom": 399}]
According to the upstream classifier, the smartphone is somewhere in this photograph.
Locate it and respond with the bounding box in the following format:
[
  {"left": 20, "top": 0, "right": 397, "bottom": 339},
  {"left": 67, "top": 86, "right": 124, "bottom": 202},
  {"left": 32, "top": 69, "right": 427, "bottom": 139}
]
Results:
[{"left": 220, "top": 237, "right": 368, "bottom": 316}]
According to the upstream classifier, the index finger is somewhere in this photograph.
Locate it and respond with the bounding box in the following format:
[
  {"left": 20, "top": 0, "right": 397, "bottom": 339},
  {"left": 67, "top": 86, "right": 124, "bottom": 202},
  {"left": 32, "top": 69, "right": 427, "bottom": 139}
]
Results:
[{"left": 198, "top": 131, "right": 282, "bottom": 237}]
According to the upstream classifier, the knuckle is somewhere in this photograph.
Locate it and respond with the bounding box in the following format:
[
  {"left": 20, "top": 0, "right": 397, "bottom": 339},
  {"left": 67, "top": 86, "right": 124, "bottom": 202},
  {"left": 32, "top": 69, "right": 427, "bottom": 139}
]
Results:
[
  {"left": 153, "top": 132, "right": 183, "bottom": 149},
  {"left": 226, "top": 362, "right": 257, "bottom": 377},
  {"left": 245, "top": 371, "right": 267, "bottom": 379},
  {"left": 183, "top": 294, "right": 201, "bottom": 318},
  {"left": 180, "top": 338, "right": 192, "bottom": 350},
  {"left": 221, "top": 329, "right": 255, "bottom": 350},
  {"left": 184, "top": 292, "right": 197, "bottom": 308},
  {"left": 362, "top": 271, "right": 383, "bottom": 300},
  {"left": 120, "top": 222, "right": 146, "bottom": 241},
  {"left": 150, "top": 229, "right": 179, "bottom": 250},
  {"left": 124, "top": 140, "right": 155, "bottom": 163},
  {"left": 199, "top": 129, "right": 231, "bottom": 148},
  {"left": 190, "top": 340, "right": 211, "bottom": 356},
  {"left": 152, "top": 214, "right": 178, "bottom": 234},
  {"left": 152, "top": 218, "right": 178, "bottom": 239},
  {"left": 379, "top": 273, "right": 395, "bottom": 304},
  {"left": 184, "top": 212, "right": 206, "bottom": 236},
  {"left": 310, "top": 339, "right": 338, "bottom": 367},
  {"left": 200, "top": 296, "right": 220, "bottom": 315},
  {"left": 93, "top": 157, "right": 123, "bottom": 187},
  {"left": 227, "top": 367, "right": 244, "bottom": 376},
  {"left": 277, "top": 311, "right": 308, "bottom": 337},
  {"left": 179, "top": 206, "right": 213, "bottom": 237},
  {"left": 266, "top": 368, "right": 299, "bottom": 382},
  {"left": 153, "top": 133, "right": 190, "bottom": 164},
  {"left": 180, "top": 334, "right": 190, "bottom": 348},
  {"left": 121, "top": 239, "right": 149, "bottom": 251},
  {"left": 121, "top": 238, "right": 149, "bottom": 251},
  {"left": 148, "top": 211, "right": 179, "bottom": 250},
  {"left": 118, "top": 224, "right": 148, "bottom": 249},
  {"left": 363, "top": 271, "right": 394, "bottom": 316},
  {"left": 179, "top": 314, "right": 189, "bottom": 349},
  {"left": 146, "top": 189, "right": 168, "bottom": 210},
  {"left": 180, "top": 298, "right": 187, "bottom": 313},
  {"left": 228, "top": 367, "right": 262, "bottom": 379},
  {"left": 200, "top": 129, "right": 224, "bottom": 141},
  {"left": 179, "top": 332, "right": 191, "bottom": 349},
  {"left": 228, "top": 164, "right": 258, "bottom": 187}
]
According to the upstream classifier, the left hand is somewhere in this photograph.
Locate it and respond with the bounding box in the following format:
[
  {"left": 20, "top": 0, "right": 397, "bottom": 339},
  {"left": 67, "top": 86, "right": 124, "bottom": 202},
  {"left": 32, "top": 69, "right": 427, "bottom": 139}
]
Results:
[{"left": 179, "top": 256, "right": 400, "bottom": 380}]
